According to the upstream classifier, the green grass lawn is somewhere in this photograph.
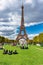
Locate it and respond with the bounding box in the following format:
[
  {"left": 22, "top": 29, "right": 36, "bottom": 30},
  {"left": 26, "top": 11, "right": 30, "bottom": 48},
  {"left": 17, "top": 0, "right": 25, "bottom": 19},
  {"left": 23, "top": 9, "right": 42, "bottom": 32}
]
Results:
[{"left": 0, "top": 45, "right": 43, "bottom": 65}]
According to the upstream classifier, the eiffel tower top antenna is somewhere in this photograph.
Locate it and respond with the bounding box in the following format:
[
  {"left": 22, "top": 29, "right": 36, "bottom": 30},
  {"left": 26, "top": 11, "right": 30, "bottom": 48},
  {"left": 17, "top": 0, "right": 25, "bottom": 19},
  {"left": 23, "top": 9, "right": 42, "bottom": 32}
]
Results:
[
  {"left": 21, "top": 0, "right": 24, "bottom": 26},
  {"left": 21, "top": 0, "right": 24, "bottom": 7},
  {"left": 22, "top": 0, "right": 23, "bottom": 5}
]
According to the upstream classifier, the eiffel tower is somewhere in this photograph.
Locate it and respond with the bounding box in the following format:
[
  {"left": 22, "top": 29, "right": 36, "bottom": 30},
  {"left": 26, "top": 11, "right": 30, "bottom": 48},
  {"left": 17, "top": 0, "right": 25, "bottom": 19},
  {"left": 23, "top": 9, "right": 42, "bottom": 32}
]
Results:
[{"left": 16, "top": 3, "right": 28, "bottom": 41}]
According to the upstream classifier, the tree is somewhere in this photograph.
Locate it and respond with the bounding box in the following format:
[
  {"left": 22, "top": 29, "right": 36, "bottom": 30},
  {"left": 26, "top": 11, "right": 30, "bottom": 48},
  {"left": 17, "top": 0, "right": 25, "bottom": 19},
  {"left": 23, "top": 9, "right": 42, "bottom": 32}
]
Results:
[
  {"left": 33, "top": 36, "right": 39, "bottom": 45},
  {"left": 39, "top": 33, "right": 43, "bottom": 43},
  {"left": 29, "top": 40, "right": 33, "bottom": 44}
]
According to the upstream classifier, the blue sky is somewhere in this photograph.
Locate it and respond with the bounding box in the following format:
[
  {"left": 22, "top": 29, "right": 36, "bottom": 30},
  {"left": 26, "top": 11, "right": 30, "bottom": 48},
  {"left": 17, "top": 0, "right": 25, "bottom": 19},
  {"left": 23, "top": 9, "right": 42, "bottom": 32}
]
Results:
[{"left": 0, "top": 0, "right": 43, "bottom": 39}]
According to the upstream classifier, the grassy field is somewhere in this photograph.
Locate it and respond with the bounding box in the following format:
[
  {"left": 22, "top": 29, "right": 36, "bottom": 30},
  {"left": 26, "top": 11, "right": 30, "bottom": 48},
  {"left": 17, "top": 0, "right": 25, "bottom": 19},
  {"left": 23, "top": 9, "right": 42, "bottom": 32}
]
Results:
[{"left": 0, "top": 45, "right": 43, "bottom": 65}]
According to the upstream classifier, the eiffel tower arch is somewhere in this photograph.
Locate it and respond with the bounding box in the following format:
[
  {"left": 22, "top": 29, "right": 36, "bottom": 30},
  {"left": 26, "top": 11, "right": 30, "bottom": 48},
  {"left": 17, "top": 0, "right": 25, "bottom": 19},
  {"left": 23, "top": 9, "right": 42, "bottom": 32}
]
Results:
[{"left": 16, "top": 4, "right": 28, "bottom": 41}]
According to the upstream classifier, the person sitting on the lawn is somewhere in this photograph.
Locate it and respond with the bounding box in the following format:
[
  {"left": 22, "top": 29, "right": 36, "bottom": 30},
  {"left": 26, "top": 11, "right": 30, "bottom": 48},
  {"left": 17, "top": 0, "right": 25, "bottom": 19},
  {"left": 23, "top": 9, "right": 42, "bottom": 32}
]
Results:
[
  {"left": 8, "top": 50, "right": 12, "bottom": 55},
  {"left": 3, "top": 49, "right": 8, "bottom": 54},
  {"left": 13, "top": 50, "right": 18, "bottom": 54}
]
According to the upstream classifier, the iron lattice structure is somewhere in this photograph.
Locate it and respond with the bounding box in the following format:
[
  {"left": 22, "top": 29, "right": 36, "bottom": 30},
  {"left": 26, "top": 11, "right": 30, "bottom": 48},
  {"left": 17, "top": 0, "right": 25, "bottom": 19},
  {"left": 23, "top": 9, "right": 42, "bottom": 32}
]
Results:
[{"left": 16, "top": 5, "right": 28, "bottom": 41}]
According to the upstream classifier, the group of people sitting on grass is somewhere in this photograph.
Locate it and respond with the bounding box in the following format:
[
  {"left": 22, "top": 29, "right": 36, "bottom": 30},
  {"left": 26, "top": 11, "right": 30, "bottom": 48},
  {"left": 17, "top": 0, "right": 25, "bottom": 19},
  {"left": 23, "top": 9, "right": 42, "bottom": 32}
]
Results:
[
  {"left": 20, "top": 45, "right": 28, "bottom": 49},
  {"left": 20, "top": 46, "right": 28, "bottom": 49},
  {"left": 3, "top": 49, "right": 18, "bottom": 55}
]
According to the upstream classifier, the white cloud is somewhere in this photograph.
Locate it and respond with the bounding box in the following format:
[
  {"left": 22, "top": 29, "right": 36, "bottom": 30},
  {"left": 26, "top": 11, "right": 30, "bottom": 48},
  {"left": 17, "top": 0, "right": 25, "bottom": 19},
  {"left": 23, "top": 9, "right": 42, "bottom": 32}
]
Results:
[
  {"left": 6, "top": 27, "right": 19, "bottom": 40},
  {"left": 0, "top": 0, "right": 18, "bottom": 11},
  {"left": 0, "top": 0, "right": 7, "bottom": 11},
  {"left": 0, "top": 12, "right": 21, "bottom": 26},
  {"left": 0, "top": 26, "right": 14, "bottom": 31},
  {"left": 25, "top": 0, "right": 32, "bottom": 4},
  {"left": 0, "top": 0, "right": 33, "bottom": 11},
  {"left": 0, "top": 32, "right": 3, "bottom": 35},
  {"left": 0, "top": 18, "right": 4, "bottom": 21},
  {"left": 28, "top": 34, "right": 39, "bottom": 39},
  {"left": 9, "top": 34, "right": 17, "bottom": 40},
  {"left": 9, "top": 13, "right": 21, "bottom": 25},
  {"left": 25, "top": 21, "right": 43, "bottom": 27},
  {"left": 0, "top": 21, "right": 20, "bottom": 26},
  {"left": 38, "top": 0, "right": 43, "bottom": 3}
]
